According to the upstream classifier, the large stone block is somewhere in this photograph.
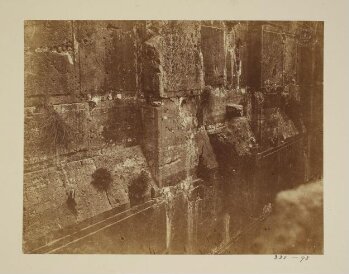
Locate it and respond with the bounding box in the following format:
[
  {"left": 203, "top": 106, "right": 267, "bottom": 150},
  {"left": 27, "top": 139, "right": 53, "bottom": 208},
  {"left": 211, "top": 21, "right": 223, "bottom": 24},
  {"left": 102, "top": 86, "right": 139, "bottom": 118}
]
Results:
[
  {"left": 201, "top": 25, "right": 226, "bottom": 87},
  {"left": 24, "top": 98, "right": 141, "bottom": 171},
  {"left": 24, "top": 21, "right": 79, "bottom": 98},
  {"left": 23, "top": 167, "right": 78, "bottom": 246},
  {"left": 104, "top": 22, "right": 139, "bottom": 95},
  {"left": 24, "top": 103, "right": 89, "bottom": 168},
  {"left": 93, "top": 145, "right": 153, "bottom": 208},
  {"left": 261, "top": 26, "right": 284, "bottom": 89},
  {"left": 25, "top": 20, "right": 74, "bottom": 50},
  {"left": 283, "top": 35, "right": 298, "bottom": 86},
  {"left": 142, "top": 21, "right": 204, "bottom": 98},
  {"left": 141, "top": 98, "right": 201, "bottom": 186},
  {"left": 75, "top": 21, "right": 108, "bottom": 94},
  {"left": 259, "top": 108, "right": 299, "bottom": 150},
  {"left": 61, "top": 159, "right": 113, "bottom": 222},
  {"left": 225, "top": 22, "right": 249, "bottom": 89},
  {"left": 209, "top": 117, "right": 256, "bottom": 169},
  {"left": 202, "top": 87, "right": 229, "bottom": 126},
  {"left": 87, "top": 100, "right": 141, "bottom": 149},
  {"left": 25, "top": 51, "right": 78, "bottom": 97},
  {"left": 247, "top": 23, "right": 284, "bottom": 91},
  {"left": 76, "top": 21, "right": 139, "bottom": 95},
  {"left": 23, "top": 143, "right": 155, "bottom": 249}
]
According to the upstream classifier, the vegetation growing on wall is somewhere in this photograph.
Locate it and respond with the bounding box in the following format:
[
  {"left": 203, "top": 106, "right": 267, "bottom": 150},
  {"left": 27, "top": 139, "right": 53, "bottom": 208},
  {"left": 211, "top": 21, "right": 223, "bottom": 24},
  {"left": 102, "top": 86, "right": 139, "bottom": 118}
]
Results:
[
  {"left": 40, "top": 105, "right": 74, "bottom": 150},
  {"left": 91, "top": 168, "right": 113, "bottom": 191}
]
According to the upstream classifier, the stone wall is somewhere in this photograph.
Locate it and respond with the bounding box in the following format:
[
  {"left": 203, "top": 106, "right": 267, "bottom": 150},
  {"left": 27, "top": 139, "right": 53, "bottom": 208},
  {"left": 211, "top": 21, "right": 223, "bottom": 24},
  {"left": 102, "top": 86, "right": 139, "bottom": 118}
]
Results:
[
  {"left": 24, "top": 20, "right": 323, "bottom": 253},
  {"left": 24, "top": 21, "right": 155, "bottom": 249}
]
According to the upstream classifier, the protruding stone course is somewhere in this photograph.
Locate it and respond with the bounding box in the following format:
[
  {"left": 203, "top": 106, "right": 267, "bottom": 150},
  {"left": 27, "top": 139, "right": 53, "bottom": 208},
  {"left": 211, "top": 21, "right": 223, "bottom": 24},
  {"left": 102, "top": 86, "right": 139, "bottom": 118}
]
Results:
[
  {"left": 226, "top": 103, "right": 244, "bottom": 118},
  {"left": 210, "top": 117, "right": 256, "bottom": 163},
  {"left": 141, "top": 97, "right": 202, "bottom": 187}
]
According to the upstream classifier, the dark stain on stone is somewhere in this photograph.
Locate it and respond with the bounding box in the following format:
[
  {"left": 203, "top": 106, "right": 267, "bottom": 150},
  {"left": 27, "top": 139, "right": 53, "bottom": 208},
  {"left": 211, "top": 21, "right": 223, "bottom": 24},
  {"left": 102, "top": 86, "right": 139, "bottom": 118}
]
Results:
[
  {"left": 66, "top": 189, "right": 78, "bottom": 216},
  {"left": 129, "top": 170, "right": 150, "bottom": 206}
]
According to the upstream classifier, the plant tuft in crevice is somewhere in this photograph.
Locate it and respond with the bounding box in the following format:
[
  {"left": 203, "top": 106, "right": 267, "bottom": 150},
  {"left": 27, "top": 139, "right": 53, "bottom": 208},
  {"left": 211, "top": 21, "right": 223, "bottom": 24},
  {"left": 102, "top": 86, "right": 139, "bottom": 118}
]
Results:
[
  {"left": 40, "top": 105, "right": 74, "bottom": 150},
  {"left": 91, "top": 168, "right": 113, "bottom": 191}
]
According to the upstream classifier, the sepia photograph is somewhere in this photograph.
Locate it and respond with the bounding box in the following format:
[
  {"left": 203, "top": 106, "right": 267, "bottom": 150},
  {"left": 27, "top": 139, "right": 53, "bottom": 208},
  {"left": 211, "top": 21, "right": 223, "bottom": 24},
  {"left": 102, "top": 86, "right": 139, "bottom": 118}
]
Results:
[
  {"left": 1, "top": 0, "right": 349, "bottom": 272},
  {"left": 23, "top": 20, "right": 324, "bottom": 255}
]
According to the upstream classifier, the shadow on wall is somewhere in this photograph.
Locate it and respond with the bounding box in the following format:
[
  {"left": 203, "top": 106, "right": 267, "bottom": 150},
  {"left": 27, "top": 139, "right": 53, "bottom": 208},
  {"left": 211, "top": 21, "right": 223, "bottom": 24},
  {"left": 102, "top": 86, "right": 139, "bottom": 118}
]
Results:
[{"left": 128, "top": 170, "right": 150, "bottom": 206}]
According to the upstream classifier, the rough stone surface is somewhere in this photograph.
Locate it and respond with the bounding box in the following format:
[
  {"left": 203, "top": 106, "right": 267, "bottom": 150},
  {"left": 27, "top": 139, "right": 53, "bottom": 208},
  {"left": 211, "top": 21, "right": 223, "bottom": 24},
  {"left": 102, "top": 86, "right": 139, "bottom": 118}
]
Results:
[
  {"left": 261, "top": 26, "right": 284, "bottom": 89},
  {"left": 201, "top": 25, "right": 226, "bottom": 87},
  {"left": 195, "top": 128, "right": 218, "bottom": 171},
  {"left": 24, "top": 21, "right": 78, "bottom": 98},
  {"left": 23, "top": 20, "right": 322, "bottom": 254},
  {"left": 141, "top": 97, "right": 201, "bottom": 186},
  {"left": 76, "top": 21, "right": 139, "bottom": 95},
  {"left": 202, "top": 87, "right": 229, "bottom": 125},
  {"left": 283, "top": 35, "right": 298, "bottom": 85},
  {"left": 24, "top": 103, "right": 89, "bottom": 167},
  {"left": 23, "top": 145, "right": 153, "bottom": 248},
  {"left": 226, "top": 103, "right": 244, "bottom": 118},
  {"left": 210, "top": 117, "right": 256, "bottom": 161},
  {"left": 225, "top": 22, "right": 249, "bottom": 89},
  {"left": 63, "top": 158, "right": 113, "bottom": 222},
  {"left": 23, "top": 167, "right": 77, "bottom": 245},
  {"left": 142, "top": 21, "right": 203, "bottom": 98},
  {"left": 260, "top": 107, "right": 299, "bottom": 149},
  {"left": 24, "top": 100, "right": 141, "bottom": 171},
  {"left": 76, "top": 21, "right": 108, "bottom": 94}
]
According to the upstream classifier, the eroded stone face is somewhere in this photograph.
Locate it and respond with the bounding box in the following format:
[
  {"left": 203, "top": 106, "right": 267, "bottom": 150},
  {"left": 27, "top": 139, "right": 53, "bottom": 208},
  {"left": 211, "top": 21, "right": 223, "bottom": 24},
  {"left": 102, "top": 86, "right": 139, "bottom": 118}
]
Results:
[
  {"left": 76, "top": 21, "right": 139, "bottom": 96},
  {"left": 23, "top": 20, "right": 322, "bottom": 253},
  {"left": 142, "top": 21, "right": 203, "bottom": 98},
  {"left": 261, "top": 26, "right": 284, "bottom": 89},
  {"left": 23, "top": 145, "right": 156, "bottom": 250},
  {"left": 24, "top": 21, "right": 79, "bottom": 98},
  {"left": 201, "top": 24, "right": 226, "bottom": 87},
  {"left": 141, "top": 97, "right": 201, "bottom": 187}
]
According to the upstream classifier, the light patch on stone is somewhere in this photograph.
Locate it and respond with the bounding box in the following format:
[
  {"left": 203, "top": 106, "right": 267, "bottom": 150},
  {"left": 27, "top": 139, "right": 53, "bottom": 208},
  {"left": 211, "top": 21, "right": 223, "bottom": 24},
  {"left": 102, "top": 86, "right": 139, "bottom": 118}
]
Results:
[
  {"left": 73, "top": 32, "right": 79, "bottom": 62},
  {"left": 34, "top": 47, "right": 74, "bottom": 65},
  {"left": 64, "top": 52, "right": 74, "bottom": 65},
  {"left": 91, "top": 95, "right": 101, "bottom": 105},
  {"left": 123, "top": 158, "right": 138, "bottom": 168}
]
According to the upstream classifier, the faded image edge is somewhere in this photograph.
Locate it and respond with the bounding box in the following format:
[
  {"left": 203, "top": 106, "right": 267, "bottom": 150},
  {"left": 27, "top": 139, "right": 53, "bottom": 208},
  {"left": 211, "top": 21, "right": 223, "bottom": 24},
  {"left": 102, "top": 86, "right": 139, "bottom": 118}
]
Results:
[{"left": 23, "top": 20, "right": 323, "bottom": 254}]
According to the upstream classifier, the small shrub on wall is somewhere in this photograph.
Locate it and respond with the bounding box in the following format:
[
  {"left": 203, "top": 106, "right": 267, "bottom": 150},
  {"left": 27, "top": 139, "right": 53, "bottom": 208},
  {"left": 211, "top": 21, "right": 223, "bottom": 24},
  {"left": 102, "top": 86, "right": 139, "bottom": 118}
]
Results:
[{"left": 91, "top": 168, "right": 113, "bottom": 191}]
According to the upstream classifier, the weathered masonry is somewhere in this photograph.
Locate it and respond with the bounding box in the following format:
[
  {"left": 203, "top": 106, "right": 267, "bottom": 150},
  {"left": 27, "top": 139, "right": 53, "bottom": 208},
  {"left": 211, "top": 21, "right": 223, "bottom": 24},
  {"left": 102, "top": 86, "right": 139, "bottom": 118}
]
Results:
[{"left": 24, "top": 21, "right": 323, "bottom": 254}]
